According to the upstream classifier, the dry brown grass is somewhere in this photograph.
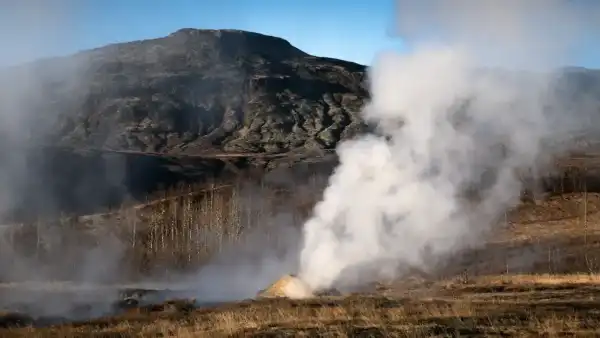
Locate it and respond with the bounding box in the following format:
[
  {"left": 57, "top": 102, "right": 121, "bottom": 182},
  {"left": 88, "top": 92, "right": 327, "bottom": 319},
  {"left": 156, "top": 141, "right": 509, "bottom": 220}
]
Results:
[
  {"left": 4, "top": 282, "right": 600, "bottom": 337},
  {"left": 0, "top": 165, "right": 594, "bottom": 276},
  {"left": 5, "top": 199, "right": 600, "bottom": 337},
  {"left": 457, "top": 272, "right": 600, "bottom": 286},
  {"left": 3, "top": 165, "right": 600, "bottom": 336}
]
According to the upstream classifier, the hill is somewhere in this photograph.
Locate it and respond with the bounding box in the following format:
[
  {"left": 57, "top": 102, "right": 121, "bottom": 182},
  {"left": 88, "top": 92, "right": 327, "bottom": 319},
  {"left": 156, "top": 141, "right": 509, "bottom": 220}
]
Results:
[
  {"left": 0, "top": 29, "right": 368, "bottom": 220},
  {"left": 4, "top": 29, "right": 600, "bottom": 158},
  {"left": 1, "top": 29, "right": 600, "bottom": 221},
  {"left": 0, "top": 29, "right": 368, "bottom": 155}
]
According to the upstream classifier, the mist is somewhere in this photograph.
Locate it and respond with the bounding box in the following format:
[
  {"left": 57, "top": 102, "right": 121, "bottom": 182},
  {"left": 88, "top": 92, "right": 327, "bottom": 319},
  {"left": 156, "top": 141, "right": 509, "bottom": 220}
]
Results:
[
  {"left": 176, "top": 168, "right": 329, "bottom": 303},
  {"left": 2, "top": 0, "right": 600, "bottom": 325},
  {"left": 298, "top": 0, "right": 600, "bottom": 292},
  {"left": 180, "top": 212, "right": 301, "bottom": 302},
  {"left": 0, "top": 1, "right": 135, "bottom": 319}
]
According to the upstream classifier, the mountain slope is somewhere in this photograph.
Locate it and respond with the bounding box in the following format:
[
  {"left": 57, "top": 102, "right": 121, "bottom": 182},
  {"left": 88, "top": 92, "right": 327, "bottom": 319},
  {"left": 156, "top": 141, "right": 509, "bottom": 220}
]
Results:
[
  {"left": 1, "top": 29, "right": 600, "bottom": 221},
  {"left": 1, "top": 29, "right": 369, "bottom": 155}
]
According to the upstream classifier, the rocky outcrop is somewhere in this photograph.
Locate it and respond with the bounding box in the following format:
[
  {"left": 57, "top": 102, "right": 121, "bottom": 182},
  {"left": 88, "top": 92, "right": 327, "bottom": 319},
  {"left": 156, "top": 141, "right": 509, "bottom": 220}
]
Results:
[
  {"left": 1, "top": 29, "right": 600, "bottom": 221},
  {"left": 1, "top": 29, "right": 369, "bottom": 156}
]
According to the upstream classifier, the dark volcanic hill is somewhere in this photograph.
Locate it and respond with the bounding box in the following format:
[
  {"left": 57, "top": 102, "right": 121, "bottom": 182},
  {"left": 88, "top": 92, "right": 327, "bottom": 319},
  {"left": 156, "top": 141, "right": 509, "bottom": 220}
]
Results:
[
  {"left": 1, "top": 28, "right": 369, "bottom": 155},
  {"left": 1, "top": 29, "right": 600, "bottom": 221},
  {"left": 0, "top": 29, "right": 368, "bottom": 220}
]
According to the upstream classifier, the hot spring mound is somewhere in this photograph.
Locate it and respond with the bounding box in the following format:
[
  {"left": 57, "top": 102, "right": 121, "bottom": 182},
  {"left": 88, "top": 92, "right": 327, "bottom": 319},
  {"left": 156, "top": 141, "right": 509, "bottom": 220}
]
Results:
[{"left": 257, "top": 274, "right": 341, "bottom": 299}]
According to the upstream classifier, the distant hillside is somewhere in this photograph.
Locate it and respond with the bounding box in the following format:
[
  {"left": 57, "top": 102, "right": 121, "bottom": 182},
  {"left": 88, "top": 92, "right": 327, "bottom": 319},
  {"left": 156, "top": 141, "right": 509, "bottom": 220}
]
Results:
[
  {"left": 2, "top": 29, "right": 600, "bottom": 157},
  {"left": 0, "top": 29, "right": 600, "bottom": 221},
  {"left": 0, "top": 29, "right": 369, "bottom": 155}
]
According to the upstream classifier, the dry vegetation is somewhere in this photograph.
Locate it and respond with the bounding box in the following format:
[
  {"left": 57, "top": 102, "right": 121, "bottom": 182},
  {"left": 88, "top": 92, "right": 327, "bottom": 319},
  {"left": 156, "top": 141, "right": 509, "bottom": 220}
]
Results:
[
  {"left": 5, "top": 272, "right": 600, "bottom": 337},
  {"left": 2, "top": 164, "right": 600, "bottom": 336},
  {"left": 0, "top": 173, "right": 327, "bottom": 278}
]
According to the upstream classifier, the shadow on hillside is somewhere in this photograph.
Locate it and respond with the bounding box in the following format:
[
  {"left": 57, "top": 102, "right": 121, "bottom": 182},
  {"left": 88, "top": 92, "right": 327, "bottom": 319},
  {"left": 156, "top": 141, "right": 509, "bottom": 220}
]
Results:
[
  {"left": 0, "top": 148, "right": 337, "bottom": 223},
  {"left": 0, "top": 148, "right": 230, "bottom": 222},
  {"left": 533, "top": 168, "right": 600, "bottom": 197}
]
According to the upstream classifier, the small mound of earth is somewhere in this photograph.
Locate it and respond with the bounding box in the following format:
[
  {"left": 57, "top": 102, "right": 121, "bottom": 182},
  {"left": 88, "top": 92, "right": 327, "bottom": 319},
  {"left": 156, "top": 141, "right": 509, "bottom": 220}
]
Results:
[{"left": 257, "top": 274, "right": 341, "bottom": 299}]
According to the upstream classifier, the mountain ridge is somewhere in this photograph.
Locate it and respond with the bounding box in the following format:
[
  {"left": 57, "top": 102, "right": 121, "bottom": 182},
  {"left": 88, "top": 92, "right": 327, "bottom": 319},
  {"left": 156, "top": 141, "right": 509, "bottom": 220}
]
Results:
[
  {"left": 0, "top": 28, "right": 599, "bottom": 220},
  {"left": 0, "top": 28, "right": 370, "bottom": 157}
]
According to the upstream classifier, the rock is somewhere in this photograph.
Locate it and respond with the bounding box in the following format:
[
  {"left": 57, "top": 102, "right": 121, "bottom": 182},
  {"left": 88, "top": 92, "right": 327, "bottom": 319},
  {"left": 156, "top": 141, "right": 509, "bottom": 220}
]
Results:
[
  {"left": 0, "top": 29, "right": 370, "bottom": 156},
  {"left": 0, "top": 29, "right": 369, "bottom": 220}
]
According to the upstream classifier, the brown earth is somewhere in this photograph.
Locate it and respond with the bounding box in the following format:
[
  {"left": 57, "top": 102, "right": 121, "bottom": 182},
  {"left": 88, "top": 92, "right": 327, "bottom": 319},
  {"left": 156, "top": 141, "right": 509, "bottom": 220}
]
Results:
[{"left": 1, "top": 192, "right": 600, "bottom": 336}]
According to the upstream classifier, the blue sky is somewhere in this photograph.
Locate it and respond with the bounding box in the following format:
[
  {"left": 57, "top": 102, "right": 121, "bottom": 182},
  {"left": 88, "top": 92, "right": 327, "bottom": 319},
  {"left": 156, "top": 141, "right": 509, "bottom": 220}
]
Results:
[
  {"left": 0, "top": 0, "right": 402, "bottom": 67},
  {"left": 0, "top": 0, "right": 598, "bottom": 68}
]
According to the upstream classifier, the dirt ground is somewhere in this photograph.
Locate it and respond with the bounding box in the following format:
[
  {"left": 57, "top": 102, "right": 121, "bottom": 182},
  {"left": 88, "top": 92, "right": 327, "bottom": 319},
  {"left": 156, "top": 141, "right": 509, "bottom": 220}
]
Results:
[{"left": 3, "top": 193, "right": 600, "bottom": 337}]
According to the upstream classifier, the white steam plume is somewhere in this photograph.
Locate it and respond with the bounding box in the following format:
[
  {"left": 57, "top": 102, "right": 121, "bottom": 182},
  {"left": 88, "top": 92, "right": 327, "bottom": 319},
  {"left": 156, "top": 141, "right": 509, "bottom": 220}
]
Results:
[{"left": 298, "top": 0, "right": 600, "bottom": 291}]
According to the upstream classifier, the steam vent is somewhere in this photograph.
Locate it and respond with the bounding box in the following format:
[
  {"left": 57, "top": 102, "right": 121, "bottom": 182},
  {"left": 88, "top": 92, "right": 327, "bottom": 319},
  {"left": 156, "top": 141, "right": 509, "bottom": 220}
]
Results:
[
  {"left": 257, "top": 274, "right": 315, "bottom": 299},
  {"left": 257, "top": 274, "right": 343, "bottom": 299}
]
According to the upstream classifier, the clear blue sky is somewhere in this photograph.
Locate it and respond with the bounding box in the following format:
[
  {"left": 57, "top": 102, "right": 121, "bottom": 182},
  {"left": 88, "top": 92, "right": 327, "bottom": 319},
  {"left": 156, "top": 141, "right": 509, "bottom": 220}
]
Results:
[
  {"left": 0, "top": 0, "right": 598, "bottom": 68},
  {"left": 0, "top": 0, "right": 401, "bottom": 67}
]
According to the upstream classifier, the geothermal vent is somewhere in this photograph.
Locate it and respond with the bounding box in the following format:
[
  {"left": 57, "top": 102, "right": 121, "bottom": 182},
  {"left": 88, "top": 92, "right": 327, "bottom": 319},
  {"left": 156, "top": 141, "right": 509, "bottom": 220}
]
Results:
[
  {"left": 257, "top": 274, "right": 342, "bottom": 299},
  {"left": 257, "top": 274, "right": 314, "bottom": 299}
]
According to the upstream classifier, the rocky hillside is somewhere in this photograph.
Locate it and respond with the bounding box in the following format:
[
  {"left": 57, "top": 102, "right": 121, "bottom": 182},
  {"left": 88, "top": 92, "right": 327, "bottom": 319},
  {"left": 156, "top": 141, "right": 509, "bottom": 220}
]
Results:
[
  {"left": 1, "top": 29, "right": 369, "bottom": 156},
  {"left": 3, "top": 29, "right": 600, "bottom": 158},
  {"left": 0, "top": 29, "right": 369, "bottom": 221},
  {"left": 0, "top": 29, "right": 600, "bottom": 221}
]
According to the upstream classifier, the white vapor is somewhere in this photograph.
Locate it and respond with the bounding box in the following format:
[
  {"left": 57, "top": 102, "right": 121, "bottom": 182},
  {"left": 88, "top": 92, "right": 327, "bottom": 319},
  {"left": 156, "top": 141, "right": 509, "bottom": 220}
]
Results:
[
  {"left": 298, "top": 0, "right": 600, "bottom": 291},
  {"left": 0, "top": 1, "right": 134, "bottom": 320}
]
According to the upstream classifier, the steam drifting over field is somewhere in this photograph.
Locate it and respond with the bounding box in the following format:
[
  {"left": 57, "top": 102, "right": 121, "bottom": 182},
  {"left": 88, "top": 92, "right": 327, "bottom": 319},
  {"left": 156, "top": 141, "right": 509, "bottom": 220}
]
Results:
[
  {"left": 0, "top": 1, "right": 136, "bottom": 318},
  {"left": 3, "top": 0, "right": 600, "bottom": 323},
  {"left": 298, "top": 0, "right": 600, "bottom": 293}
]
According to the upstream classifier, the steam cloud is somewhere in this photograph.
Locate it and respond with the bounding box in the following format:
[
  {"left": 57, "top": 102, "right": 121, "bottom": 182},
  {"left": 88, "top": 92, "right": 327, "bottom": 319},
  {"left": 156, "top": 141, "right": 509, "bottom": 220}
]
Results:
[
  {"left": 2, "top": 0, "right": 600, "bottom": 321},
  {"left": 298, "top": 0, "right": 600, "bottom": 291},
  {"left": 0, "top": 1, "right": 131, "bottom": 319}
]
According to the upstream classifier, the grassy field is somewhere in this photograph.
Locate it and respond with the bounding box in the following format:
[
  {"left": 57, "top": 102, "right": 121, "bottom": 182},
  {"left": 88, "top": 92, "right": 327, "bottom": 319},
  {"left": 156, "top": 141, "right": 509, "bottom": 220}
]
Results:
[
  {"left": 0, "top": 190, "right": 599, "bottom": 336},
  {"left": 0, "top": 158, "right": 599, "bottom": 337},
  {"left": 4, "top": 273, "right": 600, "bottom": 337}
]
